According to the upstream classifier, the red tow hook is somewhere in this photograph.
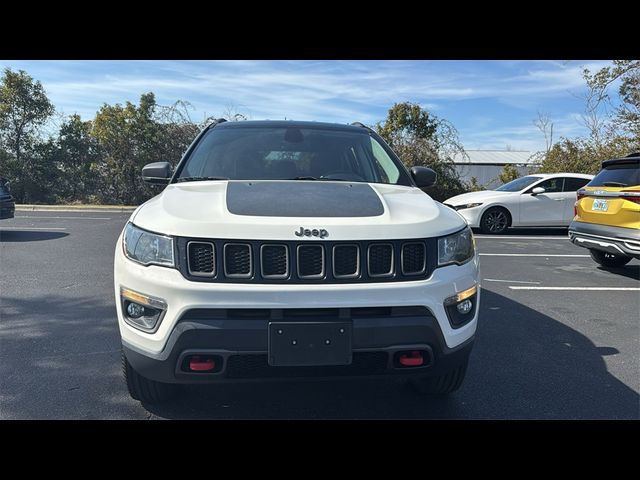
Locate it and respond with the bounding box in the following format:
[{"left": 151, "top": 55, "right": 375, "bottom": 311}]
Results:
[
  {"left": 399, "top": 351, "right": 424, "bottom": 367},
  {"left": 189, "top": 356, "right": 216, "bottom": 371}
]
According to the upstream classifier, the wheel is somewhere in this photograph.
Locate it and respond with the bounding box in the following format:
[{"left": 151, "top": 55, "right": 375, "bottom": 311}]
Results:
[
  {"left": 410, "top": 360, "right": 468, "bottom": 395},
  {"left": 589, "top": 249, "right": 632, "bottom": 268},
  {"left": 122, "top": 351, "right": 175, "bottom": 404},
  {"left": 480, "top": 207, "right": 510, "bottom": 234}
]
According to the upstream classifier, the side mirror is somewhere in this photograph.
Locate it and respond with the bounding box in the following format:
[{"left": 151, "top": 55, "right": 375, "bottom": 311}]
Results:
[
  {"left": 531, "top": 187, "right": 545, "bottom": 195},
  {"left": 410, "top": 166, "right": 437, "bottom": 188},
  {"left": 142, "top": 162, "right": 172, "bottom": 185}
]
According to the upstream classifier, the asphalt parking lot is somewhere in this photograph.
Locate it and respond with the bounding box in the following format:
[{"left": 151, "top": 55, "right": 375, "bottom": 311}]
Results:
[{"left": 1, "top": 211, "right": 638, "bottom": 419}]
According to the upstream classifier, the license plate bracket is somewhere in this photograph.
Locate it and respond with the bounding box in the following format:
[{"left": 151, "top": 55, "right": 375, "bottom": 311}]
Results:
[{"left": 268, "top": 322, "right": 352, "bottom": 366}]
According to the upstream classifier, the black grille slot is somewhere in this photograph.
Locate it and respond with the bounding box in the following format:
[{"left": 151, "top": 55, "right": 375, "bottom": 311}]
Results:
[
  {"left": 187, "top": 242, "right": 215, "bottom": 276},
  {"left": 261, "top": 244, "right": 288, "bottom": 278},
  {"left": 297, "top": 245, "right": 324, "bottom": 278},
  {"left": 225, "top": 352, "right": 389, "bottom": 379},
  {"left": 333, "top": 245, "right": 359, "bottom": 278},
  {"left": 402, "top": 242, "right": 426, "bottom": 275},
  {"left": 224, "top": 243, "right": 252, "bottom": 278},
  {"left": 368, "top": 244, "right": 393, "bottom": 277}
]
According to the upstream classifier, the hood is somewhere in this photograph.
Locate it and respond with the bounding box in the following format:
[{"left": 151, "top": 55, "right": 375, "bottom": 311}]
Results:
[
  {"left": 132, "top": 180, "right": 467, "bottom": 241},
  {"left": 444, "top": 189, "right": 512, "bottom": 205}
]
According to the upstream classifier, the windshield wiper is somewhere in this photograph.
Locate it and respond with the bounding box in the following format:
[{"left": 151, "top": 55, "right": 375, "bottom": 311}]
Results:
[
  {"left": 289, "top": 176, "right": 352, "bottom": 182},
  {"left": 177, "top": 176, "right": 229, "bottom": 183},
  {"left": 602, "top": 181, "right": 627, "bottom": 187}
]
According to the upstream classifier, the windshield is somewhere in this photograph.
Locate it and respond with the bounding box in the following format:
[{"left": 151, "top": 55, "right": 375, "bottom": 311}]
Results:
[
  {"left": 175, "top": 126, "right": 411, "bottom": 186},
  {"left": 495, "top": 175, "right": 542, "bottom": 192}
]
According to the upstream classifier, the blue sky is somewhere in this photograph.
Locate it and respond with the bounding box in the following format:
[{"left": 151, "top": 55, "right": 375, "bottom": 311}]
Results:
[{"left": 0, "top": 60, "right": 613, "bottom": 152}]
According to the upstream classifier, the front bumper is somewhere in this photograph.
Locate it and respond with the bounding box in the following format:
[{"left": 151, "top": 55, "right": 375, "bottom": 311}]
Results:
[
  {"left": 0, "top": 196, "right": 15, "bottom": 219},
  {"left": 115, "top": 235, "right": 480, "bottom": 383},
  {"left": 569, "top": 220, "right": 640, "bottom": 259},
  {"left": 444, "top": 204, "right": 483, "bottom": 228}
]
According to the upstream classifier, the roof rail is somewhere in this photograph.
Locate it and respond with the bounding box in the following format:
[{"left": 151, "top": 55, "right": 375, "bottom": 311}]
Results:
[{"left": 625, "top": 152, "right": 640, "bottom": 157}]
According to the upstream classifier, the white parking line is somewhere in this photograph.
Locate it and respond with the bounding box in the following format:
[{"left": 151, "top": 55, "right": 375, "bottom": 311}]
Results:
[
  {"left": 15, "top": 215, "right": 111, "bottom": 220},
  {"left": 483, "top": 278, "right": 541, "bottom": 284},
  {"left": 479, "top": 253, "right": 589, "bottom": 257},
  {"left": 509, "top": 287, "right": 640, "bottom": 291},
  {"left": 0, "top": 227, "right": 67, "bottom": 231},
  {"left": 475, "top": 236, "right": 568, "bottom": 240}
]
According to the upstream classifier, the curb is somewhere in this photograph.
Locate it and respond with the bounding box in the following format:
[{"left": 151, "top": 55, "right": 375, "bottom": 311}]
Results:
[{"left": 16, "top": 204, "right": 137, "bottom": 213}]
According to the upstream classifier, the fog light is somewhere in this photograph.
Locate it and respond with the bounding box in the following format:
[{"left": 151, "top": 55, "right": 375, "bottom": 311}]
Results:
[
  {"left": 457, "top": 299, "right": 473, "bottom": 314},
  {"left": 120, "top": 287, "right": 167, "bottom": 333},
  {"left": 126, "top": 302, "right": 145, "bottom": 318}
]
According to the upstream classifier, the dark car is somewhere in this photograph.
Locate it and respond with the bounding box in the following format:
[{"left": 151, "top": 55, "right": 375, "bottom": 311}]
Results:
[{"left": 0, "top": 177, "right": 16, "bottom": 220}]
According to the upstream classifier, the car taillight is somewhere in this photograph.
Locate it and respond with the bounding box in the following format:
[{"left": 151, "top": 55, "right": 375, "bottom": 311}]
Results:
[
  {"left": 576, "top": 190, "right": 586, "bottom": 201},
  {"left": 621, "top": 190, "right": 640, "bottom": 204}
]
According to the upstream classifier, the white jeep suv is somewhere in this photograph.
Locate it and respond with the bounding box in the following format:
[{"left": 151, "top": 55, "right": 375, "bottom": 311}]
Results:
[{"left": 115, "top": 120, "right": 480, "bottom": 403}]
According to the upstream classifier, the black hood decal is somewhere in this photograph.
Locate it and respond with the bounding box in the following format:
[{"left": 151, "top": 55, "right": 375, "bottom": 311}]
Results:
[{"left": 226, "top": 181, "right": 385, "bottom": 217}]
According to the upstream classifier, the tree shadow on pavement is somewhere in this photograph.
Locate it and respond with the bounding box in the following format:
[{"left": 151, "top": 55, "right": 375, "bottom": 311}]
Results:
[
  {"left": 0, "top": 230, "right": 69, "bottom": 242},
  {"left": 143, "top": 288, "right": 639, "bottom": 420}
]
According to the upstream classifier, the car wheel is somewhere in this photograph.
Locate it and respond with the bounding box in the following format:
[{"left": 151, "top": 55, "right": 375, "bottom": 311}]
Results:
[
  {"left": 589, "top": 249, "right": 632, "bottom": 268},
  {"left": 410, "top": 360, "right": 468, "bottom": 395},
  {"left": 480, "top": 207, "right": 510, "bottom": 234},
  {"left": 122, "top": 350, "right": 175, "bottom": 404}
]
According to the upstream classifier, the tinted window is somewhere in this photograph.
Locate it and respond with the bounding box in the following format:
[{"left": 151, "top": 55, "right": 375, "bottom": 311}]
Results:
[
  {"left": 588, "top": 163, "right": 640, "bottom": 187},
  {"left": 495, "top": 176, "right": 542, "bottom": 192},
  {"left": 563, "top": 177, "right": 591, "bottom": 192},
  {"left": 531, "top": 178, "right": 563, "bottom": 193},
  {"left": 177, "top": 126, "right": 410, "bottom": 186}
]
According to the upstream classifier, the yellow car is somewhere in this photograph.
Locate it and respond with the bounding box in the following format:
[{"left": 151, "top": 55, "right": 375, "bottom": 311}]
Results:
[{"left": 569, "top": 153, "right": 640, "bottom": 267}]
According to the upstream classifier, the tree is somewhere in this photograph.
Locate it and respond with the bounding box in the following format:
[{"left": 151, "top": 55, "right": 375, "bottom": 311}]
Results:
[
  {"left": 0, "top": 68, "right": 54, "bottom": 202},
  {"left": 539, "top": 136, "right": 636, "bottom": 175},
  {"left": 467, "top": 176, "right": 483, "bottom": 192},
  {"left": 376, "top": 102, "right": 467, "bottom": 202},
  {"left": 583, "top": 60, "right": 639, "bottom": 140},
  {"left": 498, "top": 164, "right": 520, "bottom": 184},
  {"left": 51, "top": 114, "right": 101, "bottom": 202}
]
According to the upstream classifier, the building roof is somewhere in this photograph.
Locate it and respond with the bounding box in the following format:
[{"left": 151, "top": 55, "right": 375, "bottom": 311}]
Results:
[{"left": 452, "top": 150, "right": 537, "bottom": 165}]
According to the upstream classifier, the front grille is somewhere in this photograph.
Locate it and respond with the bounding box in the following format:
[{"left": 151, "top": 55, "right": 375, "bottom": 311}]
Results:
[
  {"left": 187, "top": 242, "right": 215, "bottom": 276},
  {"left": 333, "top": 244, "right": 359, "bottom": 278},
  {"left": 297, "top": 245, "right": 324, "bottom": 278},
  {"left": 402, "top": 242, "right": 426, "bottom": 275},
  {"left": 177, "top": 238, "right": 436, "bottom": 284},
  {"left": 261, "top": 244, "right": 288, "bottom": 278},
  {"left": 368, "top": 244, "right": 393, "bottom": 277},
  {"left": 225, "top": 352, "right": 389, "bottom": 379},
  {"left": 224, "top": 243, "right": 252, "bottom": 278}
]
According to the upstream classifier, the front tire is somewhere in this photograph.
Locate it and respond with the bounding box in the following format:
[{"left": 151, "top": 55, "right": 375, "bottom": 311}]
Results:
[
  {"left": 122, "top": 351, "right": 175, "bottom": 404},
  {"left": 480, "top": 207, "right": 510, "bottom": 234},
  {"left": 410, "top": 360, "right": 468, "bottom": 395},
  {"left": 589, "top": 249, "right": 632, "bottom": 268}
]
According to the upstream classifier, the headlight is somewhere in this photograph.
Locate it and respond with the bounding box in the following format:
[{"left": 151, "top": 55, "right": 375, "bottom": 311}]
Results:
[
  {"left": 438, "top": 227, "right": 475, "bottom": 266},
  {"left": 455, "top": 203, "right": 483, "bottom": 210},
  {"left": 123, "top": 222, "right": 174, "bottom": 267}
]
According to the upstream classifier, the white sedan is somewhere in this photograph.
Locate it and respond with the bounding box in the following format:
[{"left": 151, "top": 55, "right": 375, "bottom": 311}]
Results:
[{"left": 444, "top": 173, "right": 594, "bottom": 234}]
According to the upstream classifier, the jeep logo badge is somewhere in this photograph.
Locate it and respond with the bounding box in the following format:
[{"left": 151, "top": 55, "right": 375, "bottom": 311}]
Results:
[{"left": 295, "top": 227, "right": 328, "bottom": 239}]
